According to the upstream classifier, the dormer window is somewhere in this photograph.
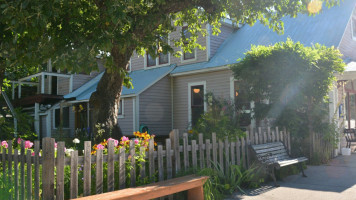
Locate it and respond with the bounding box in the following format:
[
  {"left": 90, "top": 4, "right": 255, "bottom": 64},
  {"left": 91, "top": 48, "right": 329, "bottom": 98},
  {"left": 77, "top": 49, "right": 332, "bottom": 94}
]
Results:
[
  {"left": 145, "top": 36, "right": 169, "bottom": 68},
  {"left": 352, "top": 11, "right": 356, "bottom": 41},
  {"left": 182, "top": 26, "right": 195, "bottom": 60}
]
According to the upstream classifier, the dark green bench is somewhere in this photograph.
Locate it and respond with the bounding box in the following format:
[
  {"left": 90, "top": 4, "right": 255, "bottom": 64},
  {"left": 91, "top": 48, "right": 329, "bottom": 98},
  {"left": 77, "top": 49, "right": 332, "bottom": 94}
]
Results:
[{"left": 250, "top": 142, "right": 308, "bottom": 186}]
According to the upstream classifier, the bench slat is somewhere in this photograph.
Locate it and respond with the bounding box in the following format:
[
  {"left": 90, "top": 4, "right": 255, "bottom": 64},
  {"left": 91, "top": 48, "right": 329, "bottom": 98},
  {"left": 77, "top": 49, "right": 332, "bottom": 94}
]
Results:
[
  {"left": 74, "top": 175, "right": 209, "bottom": 200},
  {"left": 256, "top": 149, "right": 287, "bottom": 157},
  {"left": 252, "top": 142, "right": 284, "bottom": 150},
  {"left": 254, "top": 146, "right": 286, "bottom": 154},
  {"left": 278, "top": 157, "right": 308, "bottom": 167}
]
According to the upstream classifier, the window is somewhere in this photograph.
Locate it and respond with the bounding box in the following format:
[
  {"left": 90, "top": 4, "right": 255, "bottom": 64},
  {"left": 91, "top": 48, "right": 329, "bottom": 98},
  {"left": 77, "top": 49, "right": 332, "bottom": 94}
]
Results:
[
  {"left": 118, "top": 99, "right": 124, "bottom": 118},
  {"left": 188, "top": 82, "right": 206, "bottom": 127},
  {"left": 182, "top": 26, "right": 195, "bottom": 60},
  {"left": 54, "top": 107, "right": 70, "bottom": 128},
  {"left": 146, "top": 36, "right": 169, "bottom": 68}
]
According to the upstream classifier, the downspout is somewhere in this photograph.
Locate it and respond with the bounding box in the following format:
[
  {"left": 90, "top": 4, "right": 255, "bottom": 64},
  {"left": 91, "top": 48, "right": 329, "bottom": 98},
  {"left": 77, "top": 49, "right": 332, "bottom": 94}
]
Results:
[{"left": 2, "top": 92, "right": 18, "bottom": 137}]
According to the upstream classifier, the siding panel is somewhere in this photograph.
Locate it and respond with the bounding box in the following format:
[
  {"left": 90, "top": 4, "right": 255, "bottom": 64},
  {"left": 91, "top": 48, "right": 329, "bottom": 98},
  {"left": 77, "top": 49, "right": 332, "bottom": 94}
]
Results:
[
  {"left": 339, "top": 15, "right": 356, "bottom": 61},
  {"left": 210, "top": 25, "right": 233, "bottom": 59},
  {"left": 139, "top": 76, "right": 172, "bottom": 136},
  {"left": 118, "top": 97, "right": 134, "bottom": 135},
  {"left": 173, "top": 69, "right": 233, "bottom": 132}
]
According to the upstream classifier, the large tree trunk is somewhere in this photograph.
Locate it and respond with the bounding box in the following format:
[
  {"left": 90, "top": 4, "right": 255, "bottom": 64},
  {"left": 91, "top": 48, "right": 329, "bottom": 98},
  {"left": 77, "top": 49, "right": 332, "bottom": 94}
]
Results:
[{"left": 89, "top": 45, "right": 134, "bottom": 141}]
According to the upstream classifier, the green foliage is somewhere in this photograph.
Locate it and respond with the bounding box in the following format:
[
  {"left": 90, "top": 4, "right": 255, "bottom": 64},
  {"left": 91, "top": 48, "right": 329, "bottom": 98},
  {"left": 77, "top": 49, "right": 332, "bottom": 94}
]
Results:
[
  {"left": 231, "top": 38, "right": 345, "bottom": 163},
  {"left": 0, "top": 107, "right": 37, "bottom": 141},
  {"left": 0, "top": 169, "right": 13, "bottom": 199},
  {"left": 197, "top": 163, "right": 260, "bottom": 200},
  {"left": 191, "top": 93, "right": 245, "bottom": 140},
  {"left": 0, "top": 0, "right": 339, "bottom": 84}
]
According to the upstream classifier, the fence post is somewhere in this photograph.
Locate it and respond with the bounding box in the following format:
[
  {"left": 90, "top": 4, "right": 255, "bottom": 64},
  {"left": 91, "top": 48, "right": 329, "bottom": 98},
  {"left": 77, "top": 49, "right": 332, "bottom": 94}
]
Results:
[
  {"left": 107, "top": 140, "right": 115, "bottom": 191},
  {"left": 170, "top": 129, "right": 180, "bottom": 175},
  {"left": 130, "top": 140, "right": 136, "bottom": 187},
  {"left": 119, "top": 147, "right": 125, "bottom": 189},
  {"left": 206, "top": 139, "right": 211, "bottom": 168},
  {"left": 166, "top": 139, "right": 172, "bottom": 179},
  {"left": 191, "top": 140, "right": 197, "bottom": 168},
  {"left": 199, "top": 133, "right": 204, "bottom": 169},
  {"left": 96, "top": 149, "right": 103, "bottom": 194},
  {"left": 20, "top": 140, "right": 25, "bottom": 200},
  {"left": 42, "top": 137, "right": 55, "bottom": 200},
  {"left": 14, "top": 149, "right": 19, "bottom": 200},
  {"left": 26, "top": 149, "right": 32, "bottom": 200},
  {"left": 183, "top": 133, "right": 189, "bottom": 170},
  {"left": 212, "top": 133, "right": 217, "bottom": 165},
  {"left": 8, "top": 140, "right": 12, "bottom": 188},
  {"left": 56, "top": 142, "right": 65, "bottom": 200},
  {"left": 83, "top": 141, "right": 91, "bottom": 196},
  {"left": 224, "top": 137, "right": 229, "bottom": 173},
  {"left": 149, "top": 139, "right": 155, "bottom": 182}
]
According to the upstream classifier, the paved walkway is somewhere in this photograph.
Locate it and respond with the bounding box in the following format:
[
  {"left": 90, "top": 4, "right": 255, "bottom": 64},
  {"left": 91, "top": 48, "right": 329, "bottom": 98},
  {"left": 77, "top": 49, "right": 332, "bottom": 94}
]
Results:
[{"left": 227, "top": 154, "right": 356, "bottom": 200}]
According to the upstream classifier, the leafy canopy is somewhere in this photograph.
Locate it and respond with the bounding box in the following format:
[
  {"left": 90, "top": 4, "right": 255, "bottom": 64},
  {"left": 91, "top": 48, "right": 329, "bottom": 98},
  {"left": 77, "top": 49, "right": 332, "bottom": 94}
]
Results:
[
  {"left": 1, "top": 0, "right": 338, "bottom": 75},
  {"left": 231, "top": 39, "right": 345, "bottom": 159}
]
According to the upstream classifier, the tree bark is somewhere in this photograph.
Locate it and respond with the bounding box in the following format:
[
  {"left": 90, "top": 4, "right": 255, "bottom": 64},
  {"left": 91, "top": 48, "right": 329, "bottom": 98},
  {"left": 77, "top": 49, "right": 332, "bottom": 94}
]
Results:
[{"left": 89, "top": 45, "right": 134, "bottom": 141}]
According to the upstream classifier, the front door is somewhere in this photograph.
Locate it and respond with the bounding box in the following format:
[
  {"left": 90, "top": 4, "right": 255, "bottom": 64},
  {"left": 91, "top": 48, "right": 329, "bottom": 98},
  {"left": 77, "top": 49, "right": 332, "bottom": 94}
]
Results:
[{"left": 190, "top": 84, "right": 205, "bottom": 127}]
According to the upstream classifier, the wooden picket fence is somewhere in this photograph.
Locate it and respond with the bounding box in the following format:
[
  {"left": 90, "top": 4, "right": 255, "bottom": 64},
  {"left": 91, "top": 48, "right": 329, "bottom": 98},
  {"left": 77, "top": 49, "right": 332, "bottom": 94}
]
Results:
[{"left": 0, "top": 127, "right": 291, "bottom": 200}]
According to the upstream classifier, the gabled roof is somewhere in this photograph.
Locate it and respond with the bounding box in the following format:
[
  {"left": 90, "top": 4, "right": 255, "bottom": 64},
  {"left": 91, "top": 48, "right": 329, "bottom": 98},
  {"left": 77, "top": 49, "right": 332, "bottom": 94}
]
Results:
[
  {"left": 64, "top": 64, "right": 176, "bottom": 101},
  {"left": 171, "top": 0, "right": 356, "bottom": 75}
]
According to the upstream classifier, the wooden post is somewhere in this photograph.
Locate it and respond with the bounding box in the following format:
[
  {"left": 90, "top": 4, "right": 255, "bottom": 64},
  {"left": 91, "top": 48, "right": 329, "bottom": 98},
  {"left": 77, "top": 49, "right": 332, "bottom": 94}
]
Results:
[
  {"left": 70, "top": 150, "right": 78, "bottom": 199},
  {"left": 20, "top": 140, "right": 25, "bottom": 200},
  {"left": 130, "top": 140, "right": 136, "bottom": 187},
  {"left": 276, "top": 127, "right": 279, "bottom": 142},
  {"left": 218, "top": 140, "right": 224, "bottom": 171},
  {"left": 191, "top": 140, "right": 197, "bottom": 168},
  {"left": 34, "top": 141, "right": 40, "bottom": 200},
  {"left": 140, "top": 147, "right": 146, "bottom": 179},
  {"left": 236, "top": 137, "right": 241, "bottom": 166},
  {"left": 187, "top": 186, "right": 204, "bottom": 200},
  {"left": 14, "top": 149, "right": 19, "bottom": 200},
  {"left": 241, "top": 137, "right": 246, "bottom": 169},
  {"left": 230, "top": 142, "right": 235, "bottom": 165},
  {"left": 258, "top": 127, "right": 263, "bottom": 144},
  {"left": 165, "top": 139, "right": 172, "bottom": 179},
  {"left": 267, "top": 127, "right": 271, "bottom": 142},
  {"left": 96, "top": 149, "right": 103, "bottom": 194},
  {"left": 170, "top": 130, "right": 180, "bottom": 175},
  {"left": 158, "top": 145, "right": 164, "bottom": 182},
  {"left": 206, "top": 139, "right": 211, "bottom": 168},
  {"left": 119, "top": 147, "right": 125, "bottom": 189},
  {"left": 149, "top": 139, "right": 155, "bottom": 182},
  {"left": 56, "top": 142, "right": 65, "bottom": 200},
  {"left": 183, "top": 133, "right": 189, "bottom": 170},
  {"left": 212, "top": 133, "right": 217, "bottom": 165},
  {"left": 42, "top": 138, "right": 55, "bottom": 200},
  {"left": 107, "top": 140, "right": 114, "bottom": 191},
  {"left": 26, "top": 149, "right": 32, "bottom": 200},
  {"left": 199, "top": 133, "right": 204, "bottom": 169},
  {"left": 83, "top": 141, "right": 91, "bottom": 196},
  {"left": 224, "top": 137, "right": 229, "bottom": 173},
  {"left": 8, "top": 140, "right": 12, "bottom": 188}
]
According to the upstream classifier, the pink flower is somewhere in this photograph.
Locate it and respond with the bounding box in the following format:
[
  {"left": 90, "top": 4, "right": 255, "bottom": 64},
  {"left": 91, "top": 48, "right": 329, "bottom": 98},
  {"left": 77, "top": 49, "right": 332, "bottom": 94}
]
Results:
[
  {"left": 134, "top": 139, "right": 139, "bottom": 145},
  {"left": 1, "top": 141, "right": 8, "bottom": 148},
  {"left": 122, "top": 136, "right": 129, "bottom": 142},
  {"left": 97, "top": 144, "right": 105, "bottom": 150},
  {"left": 31, "top": 152, "right": 35, "bottom": 156},
  {"left": 17, "top": 138, "right": 22, "bottom": 144},
  {"left": 108, "top": 138, "right": 119, "bottom": 147},
  {"left": 25, "top": 141, "right": 34, "bottom": 149},
  {"left": 54, "top": 143, "right": 58, "bottom": 149}
]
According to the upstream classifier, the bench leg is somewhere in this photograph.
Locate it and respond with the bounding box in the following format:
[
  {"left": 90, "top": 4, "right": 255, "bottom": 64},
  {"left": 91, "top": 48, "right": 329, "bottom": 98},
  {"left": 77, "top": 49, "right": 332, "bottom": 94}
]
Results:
[
  {"left": 269, "top": 167, "right": 279, "bottom": 187},
  {"left": 299, "top": 163, "right": 307, "bottom": 177},
  {"left": 187, "top": 186, "right": 204, "bottom": 200}
]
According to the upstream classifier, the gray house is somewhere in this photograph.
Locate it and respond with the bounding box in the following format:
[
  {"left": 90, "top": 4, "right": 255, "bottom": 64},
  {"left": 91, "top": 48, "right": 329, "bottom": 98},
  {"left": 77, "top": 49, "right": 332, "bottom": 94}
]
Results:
[{"left": 11, "top": 0, "right": 356, "bottom": 146}]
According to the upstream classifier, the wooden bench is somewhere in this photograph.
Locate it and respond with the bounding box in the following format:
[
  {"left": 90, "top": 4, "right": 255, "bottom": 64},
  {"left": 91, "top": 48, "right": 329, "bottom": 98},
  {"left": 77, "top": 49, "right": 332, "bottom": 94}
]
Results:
[
  {"left": 344, "top": 129, "right": 356, "bottom": 148},
  {"left": 250, "top": 142, "right": 308, "bottom": 186},
  {"left": 74, "top": 175, "right": 209, "bottom": 200}
]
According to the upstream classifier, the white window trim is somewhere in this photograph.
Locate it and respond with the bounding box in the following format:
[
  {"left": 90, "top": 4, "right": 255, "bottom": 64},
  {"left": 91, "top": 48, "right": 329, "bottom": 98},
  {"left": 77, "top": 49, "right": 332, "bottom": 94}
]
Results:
[
  {"left": 144, "top": 52, "right": 171, "bottom": 69},
  {"left": 188, "top": 81, "right": 207, "bottom": 129},
  {"left": 52, "top": 106, "right": 71, "bottom": 129},
  {"left": 144, "top": 36, "right": 171, "bottom": 69},
  {"left": 128, "top": 58, "right": 132, "bottom": 72},
  {"left": 118, "top": 98, "right": 125, "bottom": 118},
  {"left": 351, "top": 14, "right": 356, "bottom": 41}
]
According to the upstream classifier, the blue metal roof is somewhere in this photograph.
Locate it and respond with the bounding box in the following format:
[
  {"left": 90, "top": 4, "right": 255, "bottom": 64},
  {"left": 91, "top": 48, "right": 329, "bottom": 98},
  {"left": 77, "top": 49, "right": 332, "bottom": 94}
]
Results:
[
  {"left": 64, "top": 64, "right": 176, "bottom": 101},
  {"left": 171, "top": 0, "right": 356, "bottom": 74}
]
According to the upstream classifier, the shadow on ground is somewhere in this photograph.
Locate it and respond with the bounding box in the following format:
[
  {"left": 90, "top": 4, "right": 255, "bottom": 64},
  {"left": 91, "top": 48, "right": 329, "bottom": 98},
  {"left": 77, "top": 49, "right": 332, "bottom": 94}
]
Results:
[{"left": 227, "top": 154, "right": 356, "bottom": 200}]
